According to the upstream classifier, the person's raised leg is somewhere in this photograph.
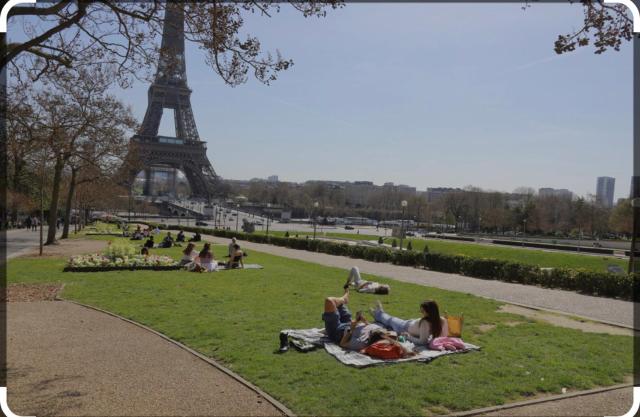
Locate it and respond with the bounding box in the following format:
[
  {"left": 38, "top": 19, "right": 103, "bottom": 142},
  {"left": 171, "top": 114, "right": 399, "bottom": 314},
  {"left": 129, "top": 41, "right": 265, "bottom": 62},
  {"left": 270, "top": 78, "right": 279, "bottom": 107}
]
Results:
[
  {"left": 324, "top": 288, "right": 349, "bottom": 313},
  {"left": 344, "top": 266, "right": 361, "bottom": 288},
  {"left": 323, "top": 288, "right": 351, "bottom": 343},
  {"left": 372, "top": 301, "right": 410, "bottom": 333}
]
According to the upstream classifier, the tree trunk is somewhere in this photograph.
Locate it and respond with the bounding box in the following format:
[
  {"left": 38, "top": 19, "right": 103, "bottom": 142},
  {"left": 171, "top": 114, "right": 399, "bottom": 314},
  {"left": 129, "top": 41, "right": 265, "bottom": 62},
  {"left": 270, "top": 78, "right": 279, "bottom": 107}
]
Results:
[
  {"left": 45, "top": 156, "right": 64, "bottom": 245},
  {"left": 61, "top": 167, "right": 77, "bottom": 239},
  {"left": 10, "top": 154, "right": 26, "bottom": 223}
]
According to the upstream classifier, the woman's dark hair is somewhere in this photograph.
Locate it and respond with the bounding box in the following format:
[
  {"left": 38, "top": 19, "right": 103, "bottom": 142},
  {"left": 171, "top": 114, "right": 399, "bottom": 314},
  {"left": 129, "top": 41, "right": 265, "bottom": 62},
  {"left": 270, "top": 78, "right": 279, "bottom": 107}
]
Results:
[
  {"left": 420, "top": 300, "right": 443, "bottom": 338},
  {"left": 183, "top": 243, "right": 195, "bottom": 255},
  {"left": 199, "top": 242, "right": 211, "bottom": 258},
  {"left": 367, "top": 329, "right": 386, "bottom": 345}
]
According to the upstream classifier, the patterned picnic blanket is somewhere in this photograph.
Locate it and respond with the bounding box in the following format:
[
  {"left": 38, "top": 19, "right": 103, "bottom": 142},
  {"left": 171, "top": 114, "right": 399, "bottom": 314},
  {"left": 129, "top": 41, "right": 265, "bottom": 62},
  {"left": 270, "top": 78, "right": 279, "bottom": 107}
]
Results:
[{"left": 281, "top": 328, "right": 480, "bottom": 368}]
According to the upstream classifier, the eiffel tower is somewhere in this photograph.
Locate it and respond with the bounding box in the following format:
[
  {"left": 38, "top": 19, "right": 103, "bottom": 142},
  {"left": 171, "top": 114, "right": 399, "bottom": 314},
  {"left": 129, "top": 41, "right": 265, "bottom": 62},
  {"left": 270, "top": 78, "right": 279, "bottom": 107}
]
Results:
[{"left": 127, "top": 2, "right": 218, "bottom": 200}]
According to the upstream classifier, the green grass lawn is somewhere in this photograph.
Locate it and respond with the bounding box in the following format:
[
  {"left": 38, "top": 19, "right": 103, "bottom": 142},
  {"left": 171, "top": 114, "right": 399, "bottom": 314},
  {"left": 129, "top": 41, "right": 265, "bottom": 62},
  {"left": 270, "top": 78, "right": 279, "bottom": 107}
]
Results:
[
  {"left": 7, "top": 236, "right": 633, "bottom": 416},
  {"left": 256, "top": 230, "right": 626, "bottom": 272}
]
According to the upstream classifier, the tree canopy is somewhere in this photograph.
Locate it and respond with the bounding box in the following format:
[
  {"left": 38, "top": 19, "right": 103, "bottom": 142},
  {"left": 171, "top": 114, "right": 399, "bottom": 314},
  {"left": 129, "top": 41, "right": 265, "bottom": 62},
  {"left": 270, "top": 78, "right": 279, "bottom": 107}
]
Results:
[{"left": 5, "top": 1, "right": 342, "bottom": 86}]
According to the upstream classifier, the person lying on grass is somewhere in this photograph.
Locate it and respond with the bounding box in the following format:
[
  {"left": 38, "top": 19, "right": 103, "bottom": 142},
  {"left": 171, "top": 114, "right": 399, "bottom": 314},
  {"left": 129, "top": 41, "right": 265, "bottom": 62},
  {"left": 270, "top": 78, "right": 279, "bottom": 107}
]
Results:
[
  {"left": 371, "top": 300, "right": 448, "bottom": 347},
  {"left": 344, "top": 266, "right": 390, "bottom": 294},
  {"left": 322, "top": 289, "right": 415, "bottom": 357}
]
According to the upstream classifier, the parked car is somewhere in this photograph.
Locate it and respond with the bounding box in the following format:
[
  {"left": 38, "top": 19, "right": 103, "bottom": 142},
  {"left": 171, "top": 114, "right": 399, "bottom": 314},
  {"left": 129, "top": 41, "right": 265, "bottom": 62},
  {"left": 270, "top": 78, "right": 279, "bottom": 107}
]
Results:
[
  {"left": 344, "top": 225, "right": 354, "bottom": 230},
  {"left": 406, "top": 231, "right": 415, "bottom": 237},
  {"left": 195, "top": 221, "right": 208, "bottom": 226}
]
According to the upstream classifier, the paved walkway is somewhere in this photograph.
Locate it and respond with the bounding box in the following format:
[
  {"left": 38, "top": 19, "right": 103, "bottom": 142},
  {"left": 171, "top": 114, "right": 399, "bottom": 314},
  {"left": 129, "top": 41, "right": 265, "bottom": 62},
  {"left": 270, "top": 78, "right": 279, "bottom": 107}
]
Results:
[
  {"left": 480, "top": 387, "right": 634, "bottom": 416},
  {"left": 6, "top": 301, "right": 285, "bottom": 416},
  {"left": 200, "top": 234, "right": 638, "bottom": 329},
  {"left": 4, "top": 227, "right": 59, "bottom": 259}
]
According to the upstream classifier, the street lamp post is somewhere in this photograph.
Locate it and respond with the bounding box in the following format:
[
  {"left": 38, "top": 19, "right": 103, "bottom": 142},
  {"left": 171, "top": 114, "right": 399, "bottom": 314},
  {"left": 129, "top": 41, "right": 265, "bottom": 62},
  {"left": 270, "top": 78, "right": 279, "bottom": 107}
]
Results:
[
  {"left": 313, "top": 201, "right": 319, "bottom": 240},
  {"left": 522, "top": 219, "right": 527, "bottom": 246},
  {"left": 266, "top": 203, "right": 271, "bottom": 241},
  {"left": 577, "top": 228, "right": 582, "bottom": 252},
  {"left": 236, "top": 204, "right": 240, "bottom": 233},
  {"left": 399, "top": 200, "right": 408, "bottom": 250}
]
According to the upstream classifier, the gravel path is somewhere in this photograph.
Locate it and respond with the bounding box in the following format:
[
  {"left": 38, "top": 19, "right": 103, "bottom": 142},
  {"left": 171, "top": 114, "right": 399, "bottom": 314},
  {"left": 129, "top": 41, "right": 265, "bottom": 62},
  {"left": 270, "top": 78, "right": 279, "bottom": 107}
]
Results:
[
  {"left": 6, "top": 301, "right": 285, "bottom": 416},
  {"left": 198, "top": 234, "right": 638, "bottom": 329}
]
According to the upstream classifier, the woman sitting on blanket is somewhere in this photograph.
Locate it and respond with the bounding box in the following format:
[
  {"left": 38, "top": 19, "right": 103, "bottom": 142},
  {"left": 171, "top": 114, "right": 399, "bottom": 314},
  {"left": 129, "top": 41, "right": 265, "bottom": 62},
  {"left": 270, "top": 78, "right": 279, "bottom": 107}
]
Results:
[
  {"left": 344, "top": 266, "right": 390, "bottom": 294},
  {"left": 196, "top": 243, "right": 218, "bottom": 272},
  {"left": 322, "top": 289, "right": 415, "bottom": 358},
  {"left": 372, "top": 300, "right": 449, "bottom": 347},
  {"left": 180, "top": 243, "right": 198, "bottom": 266}
]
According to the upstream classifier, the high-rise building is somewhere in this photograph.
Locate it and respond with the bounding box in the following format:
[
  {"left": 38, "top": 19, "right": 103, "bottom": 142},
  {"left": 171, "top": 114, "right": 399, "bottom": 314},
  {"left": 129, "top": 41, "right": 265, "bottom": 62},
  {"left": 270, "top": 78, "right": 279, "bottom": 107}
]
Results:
[
  {"left": 267, "top": 175, "right": 279, "bottom": 183},
  {"left": 596, "top": 177, "right": 615, "bottom": 208}
]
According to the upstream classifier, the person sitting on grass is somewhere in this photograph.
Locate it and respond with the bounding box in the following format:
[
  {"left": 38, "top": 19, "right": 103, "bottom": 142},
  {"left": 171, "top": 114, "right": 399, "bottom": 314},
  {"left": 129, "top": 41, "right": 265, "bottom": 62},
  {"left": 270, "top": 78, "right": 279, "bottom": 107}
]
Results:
[
  {"left": 344, "top": 266, "right": 390, "bottom": 294},
  {"left": 228, "top": 237, "right": 238, "bottom": 258},
  {"left": 198, "top": 243, "right": 218, "bottom": 272},
  {"left": 176, "top": 230, "right": 185, "bottom": 243},
  {"left": 371, "top": 300, "right": 448, "bottom": 347},
  {"left": 140, "top": 246, "right": 149, "bottom": 256},
  {"left": 322, "top": 289, "right": 414, "bottom": 357},
  {"left": 226, "top": 243, "right": 245, "bottom": 269},
  {"left": 144, "top": 235, "right": 155, "bottom": 249},
  {"left": 189, "top": 232, "right": 202, "bottom": 242},
  {"left": 143, "top": 228, "right": 150, "bottom": 238},
  {"left": 161, "top": 232, "right": 174, "bottom": 248},
  {"left": 180, "top": 243, "right": 198, "bottom": 266}
]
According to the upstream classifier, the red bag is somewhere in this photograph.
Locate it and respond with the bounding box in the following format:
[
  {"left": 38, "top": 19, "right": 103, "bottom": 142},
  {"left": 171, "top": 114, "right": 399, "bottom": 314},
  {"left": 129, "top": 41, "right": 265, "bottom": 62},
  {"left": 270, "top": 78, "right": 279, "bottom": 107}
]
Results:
[{"left": 362, "top": 341, "right": 404, "bottom": 360}]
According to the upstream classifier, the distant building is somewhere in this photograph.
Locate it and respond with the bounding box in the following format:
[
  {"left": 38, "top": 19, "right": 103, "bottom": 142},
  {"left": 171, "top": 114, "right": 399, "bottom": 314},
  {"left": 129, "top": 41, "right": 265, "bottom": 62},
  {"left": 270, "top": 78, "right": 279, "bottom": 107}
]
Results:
[
  {"left": 538, "top": 187, "right": 573, "bottom": 199},
  {"left": 267, "top": 175, "right": 279, "bottom": 183},
  {"left": 596, "top": 176, "right": 615, "bottom": 208},
  {"left": 425, "top": 187, "right": 460, "bottom": 202},
  {"left": 396, "top": 184, "right": 417, "bottom": 194}
]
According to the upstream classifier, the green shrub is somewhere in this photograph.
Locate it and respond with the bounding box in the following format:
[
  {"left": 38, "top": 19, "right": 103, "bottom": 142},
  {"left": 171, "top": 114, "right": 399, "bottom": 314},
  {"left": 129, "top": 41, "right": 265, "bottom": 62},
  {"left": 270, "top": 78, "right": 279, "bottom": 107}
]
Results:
[
  {"left": 406, "top": 241, "right": 413, "bottom": 251},
  {"left": 378, "top": 236, "right": 383, "bottom": 245},
  {"left": 284, "top": 231, "right": 290, "bottom": 238},
  {"left": 103, "top": 241, "right": 138, "bottom": 259},
  {"left": 391, "top": 239, "right": 397, "bottom": 248}
]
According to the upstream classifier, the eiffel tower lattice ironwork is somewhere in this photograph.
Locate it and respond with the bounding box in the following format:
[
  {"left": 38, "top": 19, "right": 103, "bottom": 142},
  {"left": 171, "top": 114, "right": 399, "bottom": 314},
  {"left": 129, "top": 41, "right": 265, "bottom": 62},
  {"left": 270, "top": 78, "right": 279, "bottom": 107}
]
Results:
[{"left": 127, "top": 2, "right": 218, "bottom": 200}]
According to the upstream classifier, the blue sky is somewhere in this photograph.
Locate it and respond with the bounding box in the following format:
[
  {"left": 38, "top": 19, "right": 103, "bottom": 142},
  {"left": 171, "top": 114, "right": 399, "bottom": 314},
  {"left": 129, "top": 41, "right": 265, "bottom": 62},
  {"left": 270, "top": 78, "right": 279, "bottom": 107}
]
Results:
[{"left": 75, "top": 3, "right": 640, "bottom": 198}]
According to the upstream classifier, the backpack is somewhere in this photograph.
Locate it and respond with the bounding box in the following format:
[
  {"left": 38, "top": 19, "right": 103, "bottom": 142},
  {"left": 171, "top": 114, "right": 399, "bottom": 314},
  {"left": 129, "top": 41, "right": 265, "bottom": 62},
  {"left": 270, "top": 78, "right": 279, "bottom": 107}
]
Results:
[{"left": 362, "top": 341, "right": 404, "bottom": 360}]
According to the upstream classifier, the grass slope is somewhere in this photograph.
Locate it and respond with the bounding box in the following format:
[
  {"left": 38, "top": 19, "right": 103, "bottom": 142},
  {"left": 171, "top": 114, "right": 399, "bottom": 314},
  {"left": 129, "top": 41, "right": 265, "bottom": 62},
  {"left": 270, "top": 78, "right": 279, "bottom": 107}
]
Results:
[{"left": 7, "top": 239, "right": 633, "bottom": 416}]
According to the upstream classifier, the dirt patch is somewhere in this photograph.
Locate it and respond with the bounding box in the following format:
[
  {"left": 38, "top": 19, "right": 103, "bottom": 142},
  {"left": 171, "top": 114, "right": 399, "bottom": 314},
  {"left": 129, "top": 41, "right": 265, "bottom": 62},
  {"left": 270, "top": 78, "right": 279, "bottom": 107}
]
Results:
[
  {"left": 477, "top": 324, "right": 496, "bottom": 333},
  {"left": 4, "top": 284, "right": 63, "bottom": 302},
  {"left": 505, "top": 321, "right": 523, "bottom": 327},
  {"left": 498, "top": 305, "right": 636, "bottom": 336},
  {"left": 19, "top": 238, "right": 107, "bottom": 259}
]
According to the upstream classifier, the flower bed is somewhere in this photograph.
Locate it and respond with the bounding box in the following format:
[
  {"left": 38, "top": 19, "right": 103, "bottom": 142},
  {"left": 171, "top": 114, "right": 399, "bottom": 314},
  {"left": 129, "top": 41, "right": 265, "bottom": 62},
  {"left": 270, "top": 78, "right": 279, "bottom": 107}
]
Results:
[{"left": 64, "top": 252, "right": 179, "bottom": 272}]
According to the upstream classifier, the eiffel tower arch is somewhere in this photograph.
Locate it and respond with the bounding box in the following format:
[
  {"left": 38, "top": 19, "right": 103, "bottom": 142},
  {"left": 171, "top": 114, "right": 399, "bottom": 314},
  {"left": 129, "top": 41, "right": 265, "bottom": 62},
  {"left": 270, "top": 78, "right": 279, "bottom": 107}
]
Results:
[{"left": 125, "top": 2, "right": 218, "bottom": 201}]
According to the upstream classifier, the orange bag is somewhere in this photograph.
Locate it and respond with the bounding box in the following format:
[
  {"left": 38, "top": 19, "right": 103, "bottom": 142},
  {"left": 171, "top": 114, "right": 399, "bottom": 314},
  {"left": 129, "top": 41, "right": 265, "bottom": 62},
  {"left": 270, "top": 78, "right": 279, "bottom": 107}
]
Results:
[
  {"left": 446, "top": 313, "right": 464, "bottom": 338},
  {"left": 362, "top": 341, "right": 404, "bottom": 360}
]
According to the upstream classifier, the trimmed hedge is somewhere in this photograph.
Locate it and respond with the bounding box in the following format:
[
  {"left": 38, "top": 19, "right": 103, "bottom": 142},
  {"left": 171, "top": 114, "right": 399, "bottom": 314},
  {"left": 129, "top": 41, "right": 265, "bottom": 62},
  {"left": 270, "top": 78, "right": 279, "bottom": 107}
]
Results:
[{"left": 137, "top": 221, "right": 639, "bottom": 301}]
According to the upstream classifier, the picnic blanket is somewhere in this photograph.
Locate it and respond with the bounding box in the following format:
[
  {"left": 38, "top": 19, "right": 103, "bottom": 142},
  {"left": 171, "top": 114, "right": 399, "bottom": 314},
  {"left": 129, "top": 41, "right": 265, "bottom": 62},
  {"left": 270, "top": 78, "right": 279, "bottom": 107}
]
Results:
[
  {"left": 281, "top": 328, "right": 480, "bottom": 368},
  {"left": 217, "top": 264, "right": 264, "bottom": 271}
]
